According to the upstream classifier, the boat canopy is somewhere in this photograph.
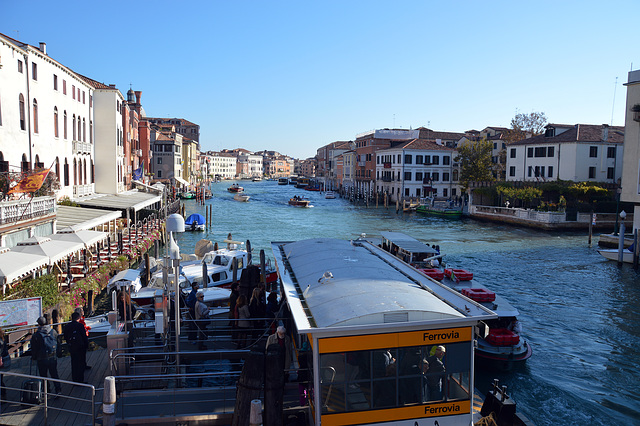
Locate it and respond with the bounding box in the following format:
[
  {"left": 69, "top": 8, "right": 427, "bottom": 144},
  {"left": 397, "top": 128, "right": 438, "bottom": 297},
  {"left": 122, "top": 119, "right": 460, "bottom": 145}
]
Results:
[
  {"left": 185, "top": 214, "right": 206, "bottom": 226},
  {"left": 380, "top": 231, "right": 438, "bottom": 256},
  {"left": 272, "top": 238, "right": 495, "bottom": 330}
]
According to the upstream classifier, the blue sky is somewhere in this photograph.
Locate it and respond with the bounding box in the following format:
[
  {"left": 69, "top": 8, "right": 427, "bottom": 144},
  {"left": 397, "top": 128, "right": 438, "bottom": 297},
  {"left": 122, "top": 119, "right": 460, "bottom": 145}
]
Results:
[{"left": 2, "top": 1, "right": 638, "bottom": 159}]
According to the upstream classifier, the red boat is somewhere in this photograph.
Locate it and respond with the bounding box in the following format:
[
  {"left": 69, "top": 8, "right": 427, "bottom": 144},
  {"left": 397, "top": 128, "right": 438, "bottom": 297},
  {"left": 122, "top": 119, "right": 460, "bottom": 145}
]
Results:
[
  {"left": 227, "top": 184, "right": 244, "bottom": 193},
  {"left": 445, "top": 268, "right": 473, "bottom": 281}
]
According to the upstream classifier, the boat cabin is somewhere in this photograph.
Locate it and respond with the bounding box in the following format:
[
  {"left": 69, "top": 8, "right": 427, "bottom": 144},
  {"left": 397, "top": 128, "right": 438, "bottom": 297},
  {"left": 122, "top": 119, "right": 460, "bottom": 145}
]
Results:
[
  {"left": 271, "top": 238, "right": 496, "bottom": 425},
  {"left": 380, "top": 231, "right": 440, "bottom": 267}
]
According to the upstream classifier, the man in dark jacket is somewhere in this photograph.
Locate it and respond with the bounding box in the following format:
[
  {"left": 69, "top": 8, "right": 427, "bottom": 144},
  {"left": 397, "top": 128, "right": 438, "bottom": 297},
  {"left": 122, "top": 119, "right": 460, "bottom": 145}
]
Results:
[
  {"left": 64, "top": 312, "right": 89, "bottom": 383},
  {"left": 185, "top": 282, "right": 199, "bottom": 342},
  {"left": 31, "top": 316, "right": 62, "bottom": 394}
]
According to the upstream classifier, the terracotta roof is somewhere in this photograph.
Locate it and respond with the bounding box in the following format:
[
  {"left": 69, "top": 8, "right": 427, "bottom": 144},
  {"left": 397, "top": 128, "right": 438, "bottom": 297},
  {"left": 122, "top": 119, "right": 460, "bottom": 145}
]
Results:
[
  {"left": 147, "top": 117, "right": 198, "bottom": 127},
  {"left": 77, "top": 74, "right": 118, "bottom": 90},
  {"left": 379, "top": 139, "right": 454, "bottom": 152},
  {"left": 509, "top": 124, "right": 624, "bottom": 146},
  {"left": 416, "top": 128, "right": 467, "bottom": 141}
]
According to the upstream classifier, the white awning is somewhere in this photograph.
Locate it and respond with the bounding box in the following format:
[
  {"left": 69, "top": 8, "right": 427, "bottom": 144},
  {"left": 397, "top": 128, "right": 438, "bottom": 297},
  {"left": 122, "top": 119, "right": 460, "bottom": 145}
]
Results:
[
  {"left": 50, "top": 228, "right": 108, "bottom": 249},
  {"left": 0, "top": 250, "right": 49, "bottom": 286},
  {"left": 175, "top": 177, "right": 190, "bottom": 187},
  {"left": 56, "top": 205, "right": 122, "bottom": 230},
  {"left": 11, "top": 236, "right": 84, "bottom": 265},
  {"left": 73, "top": 190, "right": 162, "bottom": 212}
]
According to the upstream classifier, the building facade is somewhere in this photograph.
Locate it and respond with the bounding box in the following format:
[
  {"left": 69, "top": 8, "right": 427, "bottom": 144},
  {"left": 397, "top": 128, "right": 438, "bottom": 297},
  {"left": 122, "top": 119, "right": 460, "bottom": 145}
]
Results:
[{"left": 621, "top": 70, "right": 640, "bottom": 232}]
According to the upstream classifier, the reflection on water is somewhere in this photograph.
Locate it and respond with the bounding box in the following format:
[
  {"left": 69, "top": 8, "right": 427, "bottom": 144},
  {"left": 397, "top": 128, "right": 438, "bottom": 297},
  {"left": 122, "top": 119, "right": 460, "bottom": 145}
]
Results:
[{"left": 172, "top": 180, "right": 640, "bottom": 425}]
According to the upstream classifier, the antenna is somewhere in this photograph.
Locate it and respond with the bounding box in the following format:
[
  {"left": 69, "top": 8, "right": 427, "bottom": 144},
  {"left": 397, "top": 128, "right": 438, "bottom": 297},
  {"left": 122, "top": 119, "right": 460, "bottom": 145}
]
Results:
[{"left": 611, "top": 77, "right": 618, "bottom": 126}]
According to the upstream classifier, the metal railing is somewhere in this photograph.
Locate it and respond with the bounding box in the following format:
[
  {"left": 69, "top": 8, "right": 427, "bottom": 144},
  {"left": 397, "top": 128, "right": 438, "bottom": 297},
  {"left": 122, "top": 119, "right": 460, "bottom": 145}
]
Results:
[{"left": 0, "top": 371, "right": 98, "bottom": 425}]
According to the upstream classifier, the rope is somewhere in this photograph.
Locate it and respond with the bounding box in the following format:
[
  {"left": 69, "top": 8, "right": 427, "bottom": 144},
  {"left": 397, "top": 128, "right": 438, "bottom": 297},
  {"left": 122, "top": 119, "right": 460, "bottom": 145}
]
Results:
[{"left": 474, "top": 412, "right": 498, "bottom": 426}]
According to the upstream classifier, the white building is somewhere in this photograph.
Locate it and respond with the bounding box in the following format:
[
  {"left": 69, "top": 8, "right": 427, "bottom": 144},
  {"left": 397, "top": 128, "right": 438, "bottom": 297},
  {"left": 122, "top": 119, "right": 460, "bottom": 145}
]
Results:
[
  {"left": 376, "top": 139, "right": 460, "bottom": 201},
  {"left": 237, "top": 153, "right": 263, "bottom": 178},
  {"left": 506, "top": 123, "right": 624, "bottom": 183},
  {"left": 0, "top": 34, "right": 95, "bottom": 201},
  {"left": 81, "top": 77, "right": 125, "bottom": 194},
  {"left": 621, "top": 70, "right": 640, "bottom": 232},
  {"left": 205, "top": 151, "right": 236, "bottom": 180}
]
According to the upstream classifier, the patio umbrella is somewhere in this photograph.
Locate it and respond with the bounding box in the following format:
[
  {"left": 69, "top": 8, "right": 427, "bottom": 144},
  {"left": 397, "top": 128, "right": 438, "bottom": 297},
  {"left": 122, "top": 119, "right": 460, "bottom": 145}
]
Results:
[
  {"left": 12, "top": 236, "right": 84, "bottom": 265},
  {"left": 0, "top": 247, "right": 49, "bottom": 290},
  {"left": 50, "top": 227, "right": 107, "bottom": 249}
]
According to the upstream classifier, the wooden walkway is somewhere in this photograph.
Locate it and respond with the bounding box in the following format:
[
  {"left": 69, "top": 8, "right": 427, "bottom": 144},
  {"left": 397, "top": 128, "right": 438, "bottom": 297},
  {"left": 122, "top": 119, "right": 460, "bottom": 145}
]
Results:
[{"left": 0, "top": 347, "right": 109, "bottom": 425}]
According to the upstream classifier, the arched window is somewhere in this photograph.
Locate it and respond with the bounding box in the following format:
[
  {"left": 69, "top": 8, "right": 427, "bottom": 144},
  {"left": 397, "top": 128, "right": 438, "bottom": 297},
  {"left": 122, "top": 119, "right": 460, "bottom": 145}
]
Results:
[
  {"left": 77, "top": 118, "right": 81, "bottom": 143},
  {"left": 54, "top": 107, "right": 59, "bottom": 138},
  {"left": 64, "top": 158, "right": 69, "bottom": 186},
  {"left": 78, "top": 158, "right": 83, "bottom": 185},
  {"left": 83, "top": 159, "right": 87, "bottom": 184},
  {"left": 32, "top": 99, "right": 38, "bottom": 133},
  {"left": 34, "top": 154, "right": 42, "bottom": 169},
  {"left": 89, "top": 120, "right": 93, "bottom": 143},
  {"left": 55, "top": 157, "right": 60, "bottom": 181},
  {"left": 82, "top": 118, "right": 86, "bottom": 142},
  {"left": 73, "top": 158, "right": 77, "bottom": 185},
  {"left": 453, "top": 169, "right": 459, "bottom": 181},
  {"left": 63, "top": 111, "right": 67, "bottom": 139},
  {"left": 72, "top": 115, "right": 76, "bottom": 140},
  {"left": 19, "top": 94, "right": 25, "bottom": 130},
  {"left": 21, "top": 154, "right": 29, "bottom": 173}
]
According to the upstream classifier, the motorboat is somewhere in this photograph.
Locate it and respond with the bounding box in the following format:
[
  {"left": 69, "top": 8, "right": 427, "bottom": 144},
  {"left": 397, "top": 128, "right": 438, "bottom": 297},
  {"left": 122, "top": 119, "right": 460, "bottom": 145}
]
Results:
[
  {"left": 185, "top": 213, "right": 206, "bottom": 231},
  {"left": 278, "top": 177, "right": 288, "bottom": 185},
  {"left": 234, "top": 193, "right": 250, "bottom": 202},
  {"left": 416, "top": 198, "right": 462, "bottom": 218},
  {"left": 288, "top": 196, "right": 310, "bottom": 207},
  {"left": 325, "top": 191, "right": 336, "bottom": 199},
  {"left": 227, "top": 184, "right": 244, "bottom": 193},
  {"left": 378, "top": 231, "right": 532, "bottom": 370},
  {"left": 179, "top": 191, "right": 196, "bottom": 200},
  {"left": 597, "top": 248, "right": 634, "bottom": 263},
  {"left": 252, "top": 176, "right": 262, "bottom": 182}
]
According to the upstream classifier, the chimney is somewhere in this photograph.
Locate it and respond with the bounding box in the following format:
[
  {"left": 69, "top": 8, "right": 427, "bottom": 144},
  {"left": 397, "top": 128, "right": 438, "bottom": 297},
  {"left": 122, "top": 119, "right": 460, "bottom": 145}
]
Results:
[
  {"left": 135, "top": 91, "right": 142, "bottom": 104},
  {"left": 602, "top": 124, "right": 609, "bottom": 142},
  {"left": 109, "top": 84, "right": 116, "bottom": 88},
  {"left": 39, "top": 42, "right": 46, "bottom": 55}
]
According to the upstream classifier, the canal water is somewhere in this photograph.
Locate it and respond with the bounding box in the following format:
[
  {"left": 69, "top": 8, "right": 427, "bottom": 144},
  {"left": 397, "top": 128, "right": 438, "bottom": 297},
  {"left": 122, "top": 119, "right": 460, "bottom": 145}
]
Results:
[{"left": 174, "top": 180, "right": 640, "bottom": 426}]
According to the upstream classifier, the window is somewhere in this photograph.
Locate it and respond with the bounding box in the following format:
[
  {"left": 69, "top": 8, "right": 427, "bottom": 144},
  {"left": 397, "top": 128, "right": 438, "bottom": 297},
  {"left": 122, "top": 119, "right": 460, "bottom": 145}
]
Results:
[
  {"left": 493, "top": 143, "right": 497, "bottom": 150},
  {"left": 64, "top": 158, "right": 69, "bottom": 186},
  {"left": 19, "top": 94, "right": 25, "bottom": 130},
  {"left": 540, "top": 166, "right": 545, "bottom": 177},
  {"left": 528, "top": 166, "right": 532, "bottom": 177},
  {"left": 82, "top": 118, "right": 86, "bottom": 142},
  {"left": 78, "top": 118, "right": 81, "bottom": 142},
  {"left": 443, "top": 172, "right": 450, "bottom": 182},
  {"left": 77, "top": 88, "right": 80, "bottom": 101},
  {"left": 73, "top": 159, "right": 77, "bottom": 185},
  {"left": 547, "top": 147, "right": 554, "bottom": 157},
  {"left": 588, "top": 167, "right": 596, "bottom": 179},
  {"left": 53, "top": 75, "right": 58, "bottom": 91},
  {"left": 90, "top": 121, "right": 93, "bottom": 143},
  {"left": 63, "top": 111, "right": 67, "bottom": 139},
  {"left": 404, "top": 155, "right": 412, "bottom": 164},
  {"left": 63, "top": 80, "right": 66, "bottom": 95},
  {"left": 72, "top": 85, "right": 75, "bottom": 100},
  {"left": 534, "top": 147, "right": 546, "bottom": 157},
  {"left": 404, "top": 172, "right": 412, "bottom": 181},
  {"left": 405, "top": 188, "right": 410, "bottom": 196},
  {"left": 548, "top": 166, "right": 553, "bottom": 178},
  {"left": 431, "top": 172, "right": 439, "bottom": 181},
  {"left": 509, "top": 166, "right": 516, "bottom": 177},
  {"left": 72, "top": 115, "right": 76, "bottom": 140},
  {"left": 157, "top": 157, "right": 162, "bottom": 164},
  {"left": 55, "top": 157, "right": 59, "bottom": 180},
  {"left": 157, "top": 170, "right": 162, "bottom": 178},
  {"left": 32, "top": 99, "right": 38, "bottom": 133},
  {"left": 534, "top": 166, "right": 540, "bottom": 177},
  {"left": 31, "top": 62, "right": 37, "bottom": 80},
  {"left": 443, "top": 156, "right": 450, "bottom": 165},
  {"left": 424, "top": 155, "right": 431, "bottom": 164},
  {"left": 416, "top": 172, "right": 423, "bottom": 181},
  {"left": 607, "top": 167, "right": 615, "bottom": 180},
  {"left": 416, "top": 155, "right": 423, "bottom": 164},
  {"left": 527, "top": 148, "right": 533, "bottom": 158},
  {"left": 607, "top": 147, "right": 616, "bottom": 158},
  {"left": 54, "top": 107, "right": 59, "bottom": 137},
  {"left": 589, "top": 146, "right": 597, "bottom": 158},
  {"left": 510, "top": 148, "right": 516, "bottom": 158},
  {"left": 17, "top": 60, "right": 23, "bottom": 73},
  {"left": 82, "top": 91, "right": 85, "bottom": 104},
  {"left": 432, "top": 156, "right": 439, "bottom": 165},
  {"left": 443, "top": 188, "right": 448, "bottom": 197},
  {"left": 397, "top": 154, "right": 401, "bottom": 163}
]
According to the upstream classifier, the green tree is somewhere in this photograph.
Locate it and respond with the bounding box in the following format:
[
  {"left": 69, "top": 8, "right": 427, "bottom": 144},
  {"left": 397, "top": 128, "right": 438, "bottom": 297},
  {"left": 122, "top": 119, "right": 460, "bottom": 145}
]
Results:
[
  {"left": 455, "top": 138, "right": 495, "bottom": 191},
  {"left": 503, "top": 111, "right": 548, "bottom": 146}
]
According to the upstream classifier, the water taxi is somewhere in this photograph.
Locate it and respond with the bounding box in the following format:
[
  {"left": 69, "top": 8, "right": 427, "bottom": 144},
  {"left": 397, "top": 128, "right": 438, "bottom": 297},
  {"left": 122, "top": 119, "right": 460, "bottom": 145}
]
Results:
[
  {"left": 227, "top": 184, "right": 244, "bottom": 193},
  {"left": 233, "top": 193, "right": 250, "bottom": 202},
  {"left": 416, "top": 198, "right": 462, "bottom": 219},
  {"left": 379, "top": 232, "right": 532, "bottom": 370},
  {"left": 289, "top": 196, "right": 311, "bottom": 207}
]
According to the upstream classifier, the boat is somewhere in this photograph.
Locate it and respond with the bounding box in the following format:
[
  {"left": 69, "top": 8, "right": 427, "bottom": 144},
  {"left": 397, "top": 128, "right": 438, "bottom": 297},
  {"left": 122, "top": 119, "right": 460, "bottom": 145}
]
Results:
[
  {"left": 378, "top": 231, "right": 532, "bottom": 370},
  {"left": 227, "top": 184, "right": 243, "bottom": 193},
  {"left": 252, "top": 176, "right": 262, "bottom": 182},
  {"left": 597, "top": 247, "right": 634, "bottom": 263},
  {"left": 185, "top": 213, "right": 206, "bottom": 231},
  {"left": 203, "top": 189, "right": 213, "bottom": 199},
  {"left": 288, "top": 177, "right": 297, "bottom": 185},
  {"left": 295, "top": 177, "right": 309, "bottom": 188},
  {"left": 288, "top": 196, "right": 310, "bottom": 207},
  {"left": 278, "top": 177, "right": 288, "bottom": 185},
  {"left": 107, "top": 268, "right": 143, "bottom": 293},
  {"left": 179, "top": 191, "right": 195, "bottom": 199},
  {"left": 233, "top": 193, "right": 250, "bottom": 202},
  {"left": 270, "top": 237, "right": 532, "bottom": 425},
  {"left": 324, "top": 191, "right": 336, "bottom": 199},
  {"left": 416, "top": 197, "right": 463, "bottom": 218}
]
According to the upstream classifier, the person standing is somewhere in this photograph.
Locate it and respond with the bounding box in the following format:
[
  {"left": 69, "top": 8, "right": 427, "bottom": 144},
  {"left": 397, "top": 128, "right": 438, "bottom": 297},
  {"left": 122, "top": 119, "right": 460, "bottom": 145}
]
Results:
[
  {"left": 194, "top": 292, "right": 209, "bottom": 350},
  {"left": 185, "top": 282, "right": 199, "bottom": 343},
  {"left": 64, "top": 312, "right": 89, "bottom": 383},
  {"left": 31, "top": 316, "right": 62, "bottom": 395},
  {"left": 236, "top": 295, "right": 251, "bottom": 348},
  {"left": 265, "top": 326, "right": 293, "bottom": 375},
  {"left": 249, "top": 287, "right": 266, "bottom": 337},
  {"left": 423, "top": 345, "right": 446, "bottom": 401},
  {"left": 74, "top": 307, "right": 91, "bottom": 369}
]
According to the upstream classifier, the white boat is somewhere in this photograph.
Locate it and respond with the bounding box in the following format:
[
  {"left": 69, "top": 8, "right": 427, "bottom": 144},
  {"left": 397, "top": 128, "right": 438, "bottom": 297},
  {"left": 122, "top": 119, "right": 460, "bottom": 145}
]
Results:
[
  {"left": 325, "top": 191, "right": 336, "bottom": 199},
  {"left": 233, "top": 193, "right": 250, "bottom": 202},
  {"left": 379, "top": 231, "right": 532, "bottom": 370},
  {"left": 597, "top": 248, "right": 634, "bottom": 263},
  {"left": 278, "top": 177, "right": 288, "bottom": 185},
  {"left": 252, "top": 176, "right": 262, "bottom": 182}
]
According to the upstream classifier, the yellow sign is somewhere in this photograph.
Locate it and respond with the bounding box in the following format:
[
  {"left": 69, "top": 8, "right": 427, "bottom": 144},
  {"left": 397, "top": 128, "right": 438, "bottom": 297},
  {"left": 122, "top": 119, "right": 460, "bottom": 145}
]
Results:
[{"left": 319, "top": 327, "right": 472, "bottom": 353}]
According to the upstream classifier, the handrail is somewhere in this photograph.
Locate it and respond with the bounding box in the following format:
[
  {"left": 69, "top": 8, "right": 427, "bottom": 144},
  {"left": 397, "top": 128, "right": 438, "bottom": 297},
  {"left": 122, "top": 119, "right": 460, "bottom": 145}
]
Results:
[{"left": 0, "top": 371, "right": 96, "bottom": 425}]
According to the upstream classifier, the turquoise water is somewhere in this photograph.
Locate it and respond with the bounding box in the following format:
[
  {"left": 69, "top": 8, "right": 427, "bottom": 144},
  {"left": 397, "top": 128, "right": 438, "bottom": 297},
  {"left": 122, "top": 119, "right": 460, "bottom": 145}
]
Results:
[{"left": 175, "top": 180, "right": 640, "bottom": 426}]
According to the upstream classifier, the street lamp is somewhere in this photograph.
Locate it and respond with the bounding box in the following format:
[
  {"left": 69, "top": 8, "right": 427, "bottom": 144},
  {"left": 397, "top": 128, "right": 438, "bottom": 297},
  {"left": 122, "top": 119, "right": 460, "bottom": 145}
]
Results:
[{"left": 166, "top": 213, "right": 185, "bottom": 367}]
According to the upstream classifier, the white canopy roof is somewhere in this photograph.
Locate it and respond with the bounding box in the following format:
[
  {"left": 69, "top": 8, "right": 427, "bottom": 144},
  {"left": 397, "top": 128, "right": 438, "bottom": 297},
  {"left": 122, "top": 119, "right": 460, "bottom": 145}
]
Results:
[
  {"left": 0, "top": 249, "right": 49, "bottom": 286},
  {"left": 49, "top": 227, "right": 107, "bottom": 249},
  {"left": 12, "top": 236, "right": 84, "bottom": 265},
  {"left": 175, "top": 176, "right": 189, "bottom": 187}
]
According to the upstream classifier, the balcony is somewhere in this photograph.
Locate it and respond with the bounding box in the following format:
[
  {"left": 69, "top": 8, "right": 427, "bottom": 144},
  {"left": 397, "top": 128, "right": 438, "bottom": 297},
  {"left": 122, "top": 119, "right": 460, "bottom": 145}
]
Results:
[
  {"left": 72, "top": 184, "right": 95, "bottom": 198},
  {"left": 135, "top": 149, "right": 143, "bottom": 157},
  {"left": 117, "top": 146, "right": 124, "bottom": 157},
  {"left": 72, "top": 140, "right": 92, "bottom": 155},
  {"left": 383, "top": 162, "right": 391, "bottom": 169},
  {"left": 0, "top": 196, "right": 56, "bottom": 226},
  {"left": 382, "top": 176, "right": 394, "bottom": 182}
]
